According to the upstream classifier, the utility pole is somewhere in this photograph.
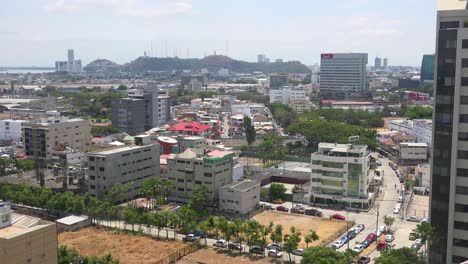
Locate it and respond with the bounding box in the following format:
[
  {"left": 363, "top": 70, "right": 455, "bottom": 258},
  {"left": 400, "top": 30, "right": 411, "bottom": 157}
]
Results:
[
  {"left": 347, "top": 211, "right": 350, "bottom": 250},
  {"left": 376, "top": 203, "right": 380, "bottom": 244}
]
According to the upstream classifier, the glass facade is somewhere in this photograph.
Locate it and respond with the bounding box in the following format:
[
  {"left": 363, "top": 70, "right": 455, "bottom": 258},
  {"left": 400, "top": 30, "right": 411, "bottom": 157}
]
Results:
[
  {"left": 430, "top": 25, "right": 457, "bottom": 264},
  {"left": 421, "top": 54, "right": 435, "bottom": 82},
  {"left": 347, "top": 163, "right": 361, "bottom": 197}
]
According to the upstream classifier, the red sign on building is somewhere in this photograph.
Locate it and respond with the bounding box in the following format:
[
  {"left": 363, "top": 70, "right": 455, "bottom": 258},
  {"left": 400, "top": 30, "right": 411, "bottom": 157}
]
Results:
[{"left": 321, "top": 53, "right": 334, "bottom": 59}]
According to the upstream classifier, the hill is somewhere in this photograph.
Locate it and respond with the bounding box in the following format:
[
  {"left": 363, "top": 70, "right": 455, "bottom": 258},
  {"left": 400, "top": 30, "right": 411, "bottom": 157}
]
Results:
[
  {"left": 84, "top": 59, "right": 121, "bottom": 73},
  {"left": 123, "top": 55, "right": 310, "bottom": 73}
]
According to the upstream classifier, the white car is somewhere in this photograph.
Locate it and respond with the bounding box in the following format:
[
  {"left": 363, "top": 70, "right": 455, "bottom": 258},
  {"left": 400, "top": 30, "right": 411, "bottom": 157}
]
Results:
[
  {"left": 385, "top": 234, "right": 395, "bottom": 242},
  {"left": 213, "top": 239, "right": 228, "bottom": 248},
  {"left": 376, "top": 225, "right": 385, "bottom": 237},
  {"left": 393, "top": 204, "right": 401, "bottom": 214},
  {"left": 353, "top": 224, "right": 365, "bottom": 234},
  {"left": 353, "top": 244, "right": 364, "bottom": 253},
  {"left": 332, "top": 240, "right": 345, "bottom": 249},
  {"left": 268, "top": 249, "right": 283, "bottom": 258},
  {"left": 295, "top": 204, "right": 306, "bottom": 210}
]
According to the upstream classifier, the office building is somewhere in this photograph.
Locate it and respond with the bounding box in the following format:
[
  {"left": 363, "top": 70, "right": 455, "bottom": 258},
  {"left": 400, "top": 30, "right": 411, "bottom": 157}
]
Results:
[
  {"left": 375, "top": 57, "right": 382, "bottom": 69},
  {"left": 320, "top": 53, "right": 368, "bottom": 100},
  {"left": 383, "top": 58, "right": 388, "bottom": 68},
  {"left": 0, "top": 119, "right": 28, "bottom": 141},
  {"left": 181, "top": 75, "right": 205, "bottom": 91},
  {"left": 167, "top": 149, "right": 234, "bottom": 204},
  {"left": 421, "top": 54, "right": 435, "bottom": 82},
  {"left": 87, "top": 143, "right": 160, "bottom": 199},
  {"left": 23, "top": 117, "right": 91, "bottom": 160},
  {"left": 309, "top": 143, "right": 372, "bottom": 209},
  {"left": 219, "top": 180, "right": 260, "bottom": 215},
  {"left": 430, "top": 1, "right": 468, "bottom": 263},
  {"left": 257, "top": 54, "right": 267, "bottom": 63},
  {"left": 0, "top": 201, "right": 58, "bottom": 264},
  {"left": 268, "top": 73, "right": 289, "bottom": 89},
  {"left": 55, "top": 49, "right": 82, "bottom": 73},
  {"left": 269, "top": 87, "right": 308, "bottom": 104},
  {"left": 112, "top": 83, "right": 171, "bottom": 135}
]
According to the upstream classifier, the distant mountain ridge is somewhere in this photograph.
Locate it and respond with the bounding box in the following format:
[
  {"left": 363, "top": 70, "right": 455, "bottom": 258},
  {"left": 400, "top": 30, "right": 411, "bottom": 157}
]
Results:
[
  {"left": 122, "top": 55, "right": 311, "bottom": 73},
  {"left": 84, "top": 59, "right": 122, "bottom": 73}
]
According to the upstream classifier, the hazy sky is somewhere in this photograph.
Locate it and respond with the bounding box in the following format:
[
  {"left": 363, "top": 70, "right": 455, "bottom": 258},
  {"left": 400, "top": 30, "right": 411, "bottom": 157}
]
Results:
[{"left": 1, "top": 0, "right": 436, "bottom": 67}]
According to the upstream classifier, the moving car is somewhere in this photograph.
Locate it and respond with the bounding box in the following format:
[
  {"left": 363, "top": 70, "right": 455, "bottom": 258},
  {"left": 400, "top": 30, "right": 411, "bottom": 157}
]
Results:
[
  {"left": 213, "top": 239, "right": 228, "bottom": 248},
  {"left": 249, "top": 245, "right": 264, "bottom": 254},
  {"left": 304, "top": 208, "right": 323, "bottom": 217},
  {"left": 407, "top": 216, "right": 421, "bottom": 222},
  {"left": 292, "top": 248, "right": 304, "bottom": 256},
  {"left": 276, "top": 206, "right": 289, "bottom": 212},
  {"left": 332, "top": 240, "right": 345, "bottom": 249},
  {"left": 183, "top": 234, "right": 199, "bottom": 242},
  {"left": 353, "top": 224, "right": 365, "bottom": 234},
  {"left": 377, "top": 241, "right": 389, "bottom": 251},
  {"left": 267, "top": 243, "right": 283, "bottom": 251},
  {"left": 385, "top": 234, "right": 395, "bottom": 242},
  {"left": 353, "top": 244, "right": 364, "bottom": 253},
  {"left": 331, "top": 213, "right": 346, "bottom": 220},
  {"left": 268, "top": 249, "right": 283, "bottom": 258}
]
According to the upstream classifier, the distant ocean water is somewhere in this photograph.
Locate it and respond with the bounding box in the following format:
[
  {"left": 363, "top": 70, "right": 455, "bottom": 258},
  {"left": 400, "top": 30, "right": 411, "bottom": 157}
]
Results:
[{"left": 0, "top": 69, "right": 55, "bottom": 74}]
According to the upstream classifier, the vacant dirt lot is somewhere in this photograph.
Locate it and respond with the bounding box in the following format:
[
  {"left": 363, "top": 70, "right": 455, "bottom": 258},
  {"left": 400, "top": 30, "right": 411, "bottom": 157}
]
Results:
[
  {"left": 58, "top": 227, "right": 187, "bottom": 264},
  {"left": 177, "top": 248, "right": 272, "bottom": 264},
  {"left": 407, "top": 195, "right": 429, "bottom": 219},
  {"left": 253, "top": 211, "right": 349, "bottom": 248}
]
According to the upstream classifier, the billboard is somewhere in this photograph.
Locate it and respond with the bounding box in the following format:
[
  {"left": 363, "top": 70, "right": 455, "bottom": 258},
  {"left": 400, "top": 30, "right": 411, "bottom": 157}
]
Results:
[{"left": 321, "top": 53, "right": 334, "bottom": 59}]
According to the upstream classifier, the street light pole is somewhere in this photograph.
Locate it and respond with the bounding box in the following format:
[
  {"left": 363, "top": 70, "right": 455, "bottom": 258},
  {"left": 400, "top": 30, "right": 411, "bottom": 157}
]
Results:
[
  {"left": 347, "top": 211, "right": 350, "bottom": 250},
  {"left": 376, "top": 203, "right": 380, "bottom": 245}
]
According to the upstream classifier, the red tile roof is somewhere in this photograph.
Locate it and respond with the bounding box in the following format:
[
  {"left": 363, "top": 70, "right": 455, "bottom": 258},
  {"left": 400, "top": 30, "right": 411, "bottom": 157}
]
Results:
[{"left": 168, "top": 122, "right": 211, "bottom": 132}]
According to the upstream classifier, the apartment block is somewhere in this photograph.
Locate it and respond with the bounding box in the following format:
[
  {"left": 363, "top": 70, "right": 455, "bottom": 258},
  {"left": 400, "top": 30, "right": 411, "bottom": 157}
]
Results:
[
  {"left": 0, "top": 201, "right": 58, "bottom": 264},
  {"left": 388, "top": 119, "right": 432, "bottom": 149},
  {"left": 181, "top": 75, "right": 205, "bottom": 91},
  {"left": 309, "top": 143, "right": 372, "bottom": 209},
  {"left": 0, "top": 119, "right": 28, "bottom": 141},
  {"left": 167, "top": 149, "right": 234, "bottom": 204},
  {"left": 219, "top": 180, "right": 260, "bottom": 215},
  {"left": 87, "top": 143, "right": 160, "bottom": 200},
  {"left": 398, "top": 142, "right": 428, "bottom": 164},
  {"left": 268, "top": 73, "right": 288, "bottom": 89},
  {"left": 269, "top": 87, "right": 308, "bottom": 104},
  {"left": 23, "top": 117, "right": 91, "bottom": 159}
]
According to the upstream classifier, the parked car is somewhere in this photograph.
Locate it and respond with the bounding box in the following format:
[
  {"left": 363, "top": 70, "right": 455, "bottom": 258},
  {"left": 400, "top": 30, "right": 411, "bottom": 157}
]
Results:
[
  {"left": 407, "top": 216, "right": 421, "bottom": 222},
  {"left": 421, "top": 218, "right": 428, "bottom": 223},
  {"left": 183, "top": 234, "right": 199, "bottom": 242},
  {"left": 353, "top": 244, "right": 364, "bottom": 253},
  {"left": 249, "top": 245, "right": 264, "bottom": 254},
  {"left": 377, "top": 241, "right": 389, "bottom": 251},
  {"left": 409, "top": 232, "right": 418, "bottom": 241},
  {"left": 276, "top": 206, "right": 289, "bottom": 212},
  {"left": 268, "top": 249, "right": 283, "bottom": 258},
  {"left": 346, "top": 230, "right": 357, "bottom": 240},
  {"left": 340, "top": 235, "right": 350, "bottom": 244},
  {"left": 228, "top": 242, "right": 242, "bottom": 251},
  {"left": 331, "top": 213, "right": 346, "bottom": 220},
  {"left": 332, "top": 240, "right": 345, "bottom": 249},
  {"left": 376, "top": 225, "right": 385, "bottom": 237},
  {"left": 411, "top": 239, "right": 423, "bottom": 251},
  {"left": 399, "top": 177, "right": 405, "bottom": 183},
  {"left": 304, "top": 208, "right": 323, "bottom": 217},
  {"left": 291, "top": 207, "right": 305, "bottom": 214},
  {"left": 213, "top": 239, "right": 228, "bottom": 248},
  {"left": 267, "top": 243, "right": 282, "bottom": 251},
  {"left": 193, "top": 230, "right": 207, "bottom": 238},
  {"left": 385, "top": 234, "right": 395, "bottom": 242},
  {"left": 292, "top": 248, "right": 304, "bottom": 256},
  {"left": 398, "top": 194, "right": 404, "bottom": 203},
  {"left": 295, "top": 204, "right": 306, "bottom": 210},
  {"left": 263, "top": 204, "right": 274, "bottom": 210},
  {"left": 361, "top": 239, "right": 371, "bottom": 248},
  {"left": 393, "top": 204, "right": 401, "bottom": 214},
  {"left": 366, "top": 233, "right": 377, "bottom": 243},
  {"left": 357, "top": 256, "right": 371, "bottom": 264},
  {"left": 353, "top": 224, "right": 365, "bottom": 234}
]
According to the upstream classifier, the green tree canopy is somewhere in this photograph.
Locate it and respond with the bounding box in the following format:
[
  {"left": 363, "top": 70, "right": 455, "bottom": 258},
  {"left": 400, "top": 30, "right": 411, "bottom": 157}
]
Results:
[
  {"left": 374, "top": 247, "right": 425, "bottom": 264},
  {"left": 407, "top": 106, "right": 432, "bottom": 119},
  {"left": 269, "top": 183, "right": 287, "bottom": 201}
]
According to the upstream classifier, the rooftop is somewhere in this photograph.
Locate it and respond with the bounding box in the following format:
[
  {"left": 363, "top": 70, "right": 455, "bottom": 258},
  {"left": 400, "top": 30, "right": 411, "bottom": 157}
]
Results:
[
  {"left": 88, "top": 144, "right": 151, "bottom": 156},
  {"left": 400, "top": 142, "right": 428, "bottom": 147},
  {"left": 0, "top": 213, "right": 53, "bottom": 239},
  {"left": 56, "top": 215, "right": 89, "bottom": 226},
  {"left": 220, "top": 180, "right": 259, "bottom": 191},
  {"left": 168, "top": 122, "right": 211, "bottom": 132}
]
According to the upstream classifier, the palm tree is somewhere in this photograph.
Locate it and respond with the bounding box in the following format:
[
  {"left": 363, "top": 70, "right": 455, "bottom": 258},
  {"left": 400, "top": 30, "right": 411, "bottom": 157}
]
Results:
[
  {"left": 413, "top": 222, "right": 437, "bottom": 256},
  {"left": 304, "top": 230, "right": 319, "bottom": 248}
]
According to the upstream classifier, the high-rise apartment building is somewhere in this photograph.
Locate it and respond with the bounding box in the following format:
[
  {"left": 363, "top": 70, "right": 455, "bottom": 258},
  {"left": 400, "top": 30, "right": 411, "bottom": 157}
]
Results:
[
  {"left": 383, "top": 58, "right": 388, "bottom": 68},
  {"left": 167, "top": 149, "right": 234, "bottom": 204},
  {"left": 320, "top": 53, "right": 368, "bottom": 100},
  {"left": 309, "top": 143, "right": 372, "bottom": 209},
  {"left": 181, "top": 75, "right": 205, "bottom": 91},
  {"left": 112, "top": 83, "right": 171, "bottom": 135},
  {"left": 375, "top": 57, "right": 382, "bottom": 69},
  {"left": 55, "top": 49, "right": 82, "bottom": 73},
  {"left": 268, "top": 73, "right": 289, "bottom": 89},
  {"left": 421, "top": 54, "right": 435, "bottom": 82},
  {"left": 257, "top": 54, "right": 267, "bottom": 63},
  {"left": 22, "top": 117, "right": 91, "bottom": 160},
  {"left": 87, "top": 143, "right": 160, "bottom": 200},
  {"left": 430, "top": 1, "right": 468, "bottom": 263}
]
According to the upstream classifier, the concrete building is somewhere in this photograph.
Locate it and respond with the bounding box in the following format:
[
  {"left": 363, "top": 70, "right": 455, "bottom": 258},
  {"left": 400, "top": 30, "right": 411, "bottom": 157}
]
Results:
[
  {"left": 383, "top": 58, "right": 388, "bottom": 68},
  {"left": 421, "top": 54, "right": 435, "bottom": 82},
  {"left": 269, "top": 87, "right": 308, "bottom": 104},
  {"left": 257, "top": 54, "right": 267, "bottom": 63},
  {"left": 181, "top": 75, "right": 204, "bottom": 91},
  {"left": 309, "top": 143, "right": 372, "bottom": 209},
  {"left": 168, "top": 122, "right": 212, "bottom": 138},
  {"left": 290, "top": 99, "right": 311, "bottom": 113},
  {"left": 0, "top": 119, "right": 27, "bottom": 141},
  {"left": 219, "top": 180, "right": 260, "bottom": 215},
  {"left": 398, "top": 142, "right": 428, "bottom": 164},
  {"left": 375, "top": 57, "right": 382, "bottom": 69},
  {"left": 320, "top": 53, "right": 368, "bottom": 100},
  {"left": 23, "top": 118, "right": 91, "bottom": 160},
  {"left": 0, "top": 201, "right": 58, "bottom": 264},
  {"left": 55, "top": 49, "right": 82, "bottom": 73},
  {"left": 416, "top": 163, "right": 431, "bottom": 189},
  {"left": 388, "top": 119, "right": 432, "bottom": 149},
  {"left": 112, "top": 84, "right": 171, "bottom": 135},
  {"left": 167, "top": 149, "right": 234, "bottom": 204},
  {"left": 268, "top": 73, "right": 288, "bottom": 89},
  {"left": 87, "top": 143, "right": 160, "bottom": 200},
  {"left": 430, "top": 2, "right": 468, "bottom": 262}
]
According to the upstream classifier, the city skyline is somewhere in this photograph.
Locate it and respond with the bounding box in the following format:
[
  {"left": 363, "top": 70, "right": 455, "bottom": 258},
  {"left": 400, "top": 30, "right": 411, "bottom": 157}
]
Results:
[{"left": 1, "top": 0, "right": 436, "bottom": 67}]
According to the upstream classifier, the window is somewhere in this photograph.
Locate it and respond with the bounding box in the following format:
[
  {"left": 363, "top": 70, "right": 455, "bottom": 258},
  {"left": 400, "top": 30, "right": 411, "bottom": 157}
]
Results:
[
  {"left": 464, "top": 40, "right": 468, "bottom": 49},
  {"left": 456, "top": 186, "right": 468, "bottom": 195},
  {"left": 462, "top": 97, "right": 468, "bottom": 105},
  {"left": 90, "top": 185, "right": 96, "bottom": 189},
  {"left": 460, "top": 114, "right": 468, "bottom": 123},
  {"left": 459, "top": 151, "right": 468, "bottom": 159},
  {"left": 178, "top": 188, "right": 184, "bottom": 191},
  {"left": 455, "top": 203, "right": 468, "bottom": 212},
  {"left": 453, "top": 238, "right": 468, "bottom": 247},
  {"left": 440, "top": 21, "right": 459, "bottom": 29},
  {"left": 457, "top": 168, "right": 468, "bottom": 177},
  {"left": 99, "top": 167, "right": 105, "bottom": 171},
  {"left": 90, "top": 166, "right": 95, "bottom": 171},
  {"left": 177, "top": 179, "right": 184, "bottom": 183},
  {"left": 445, "top": 77, "right": 455, "bottom": 86},
  {"left": 454, "top": 221, "right": 468, "bottom": 230},
  {"left": 447, "top": 39, "right": 457, "bottom": 49}
]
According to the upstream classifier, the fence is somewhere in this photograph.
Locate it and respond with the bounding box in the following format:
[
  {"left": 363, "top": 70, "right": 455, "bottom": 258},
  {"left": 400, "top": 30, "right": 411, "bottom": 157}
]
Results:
[{"left": 156, "top": 241, "right": 203, "bottom": 264}]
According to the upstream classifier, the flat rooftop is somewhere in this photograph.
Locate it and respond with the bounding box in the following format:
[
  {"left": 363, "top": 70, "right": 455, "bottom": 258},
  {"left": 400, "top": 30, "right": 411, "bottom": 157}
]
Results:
[
  {"left": 0, "top": 213, "right": 53, "bottom": 239},
  {"left": 221, "top": 180, "right": 259, "bottom": 191},
  {"left": 89, "top": 144, "right": 150, "bottom": 155}
]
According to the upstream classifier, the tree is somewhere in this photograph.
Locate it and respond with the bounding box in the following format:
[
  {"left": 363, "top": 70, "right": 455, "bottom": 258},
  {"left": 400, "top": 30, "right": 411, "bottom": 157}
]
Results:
[
  {"left": 140, "top": 177, "right": 171, "bottom": 210},
  {"left": 117, "top": 84, "right": 127, "bottom": 90},
  {"left": 407, "top": 105, "right": 432, "bottom": 119},
  {"left": 190, "top": 185, "right": 209, "bottom": 208},
  {"left": 269, "top": 183, "right": 287, "bottom": 201},
  {"left": 270, "top": 224, "right": 283, "bottom": 244},
  {"left": 374, "top": 247, "right": 425, "bottom": 264},
  {"left": 413, "top": 222, "right": 437, "bottom": 256},
  {"left": 304, "top": 230, "right": 319, "bottom": 248},
  {"left": 91, "top": 126, "right": 120, "bottom": 137},
  {"left": 243, "top": 116, "right": 256, "bottom": 147},
  {"left": 300, "top": 247, "right": 350, "bottom": 264},
  {"left": 283, "top": 226, "right": 302, "bottom": 262},
  {"left": 122, "top": 206, "right": 140, "bottom": 232},
  {"left": 383, "top": 215, "right": 395, "bottom": 233}
]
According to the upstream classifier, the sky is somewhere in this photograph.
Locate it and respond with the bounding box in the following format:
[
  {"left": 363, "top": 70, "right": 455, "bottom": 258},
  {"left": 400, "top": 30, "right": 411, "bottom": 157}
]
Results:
[{"left": 1, "top": 0, "right": 436, "bottom": 67}]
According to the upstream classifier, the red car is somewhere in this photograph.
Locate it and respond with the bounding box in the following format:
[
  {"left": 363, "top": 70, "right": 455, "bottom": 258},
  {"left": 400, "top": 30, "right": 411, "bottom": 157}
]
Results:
[
  {"left": 331, "top": 213, "right": 346, "bottom": 220},
  {"left": 365, "top": 233, "right": 377, "bottom": 243},
  {"left": 276, "top": 206, "right": 289, "bottom": 212},
  {"left": 376, "top": 241, "right": 389, "bottom": 251}
]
